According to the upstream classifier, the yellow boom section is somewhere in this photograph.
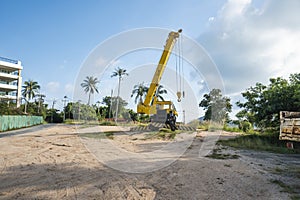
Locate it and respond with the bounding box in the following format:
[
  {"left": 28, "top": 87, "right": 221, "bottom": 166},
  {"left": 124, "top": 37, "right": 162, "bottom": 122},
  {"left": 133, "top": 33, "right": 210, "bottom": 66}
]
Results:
[{"left": 137, "top": 29, "right": 182, "bottom": 115}]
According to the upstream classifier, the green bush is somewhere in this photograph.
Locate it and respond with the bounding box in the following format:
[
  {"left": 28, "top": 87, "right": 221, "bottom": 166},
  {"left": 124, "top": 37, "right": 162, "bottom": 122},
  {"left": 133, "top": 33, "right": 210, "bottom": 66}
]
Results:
[
  {"left": 239, "top": 120, "right": 252, "bottom": 132},
  {"left": 218, "top": 130, "right": 300, "bottom": 154},
  {"left": 223, "top": 126, "right": 241, "bottom": 132},
  {"left": 198, "top": 121, "right": 223, "bottom": 131},
  {"left": 98, "top": 120, "right": 117, "bottom": 126}
]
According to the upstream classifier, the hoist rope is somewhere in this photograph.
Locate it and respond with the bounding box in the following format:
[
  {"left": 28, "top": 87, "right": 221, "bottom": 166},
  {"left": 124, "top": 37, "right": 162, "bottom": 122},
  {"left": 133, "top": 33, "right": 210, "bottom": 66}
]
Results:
[
  {"left": 180, "top": 35, "right": 184, "bottom": 98},
  {"left": 175, "top": 34, "right": 184, "bottom": 101},
  {"left": 175, "top": 42, "right": 179, "bottom": 93}
]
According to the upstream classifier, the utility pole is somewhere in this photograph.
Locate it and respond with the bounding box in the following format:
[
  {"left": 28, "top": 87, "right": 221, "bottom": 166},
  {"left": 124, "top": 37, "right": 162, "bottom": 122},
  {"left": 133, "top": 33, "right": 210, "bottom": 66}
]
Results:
[
  {"left": 78, "top": 100, "right": 81, "bottom": 121},
  {"left": 183, "top": 110, "right": 186, "bottom": 125},
  {"left": 62, "top": 96, "right": 68, "bottom": 121},
  {"left": 96, "top": 101, "right": 101, "bottom": 118},
  {"left": 109, "top": 89, "right": 113, "bottom": 120},
  {"left": 36, "top": 93, "right": 45, "bottom": 114},
  {"left": 51, "top": 99, "right": 56, "bottom": 123}
]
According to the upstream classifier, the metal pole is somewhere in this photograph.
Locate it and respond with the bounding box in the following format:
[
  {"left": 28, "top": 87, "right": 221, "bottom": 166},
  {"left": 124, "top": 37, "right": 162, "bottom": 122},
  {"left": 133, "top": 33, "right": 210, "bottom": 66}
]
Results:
[
  {"left": 109, "top": 89, "right": 113, "bottom": 120},
  {"left": 62, "top": 96, "right": 68, "bottom": 121},
  {"left": 51, "top": 99, "right": 56, "bottom": 123}
]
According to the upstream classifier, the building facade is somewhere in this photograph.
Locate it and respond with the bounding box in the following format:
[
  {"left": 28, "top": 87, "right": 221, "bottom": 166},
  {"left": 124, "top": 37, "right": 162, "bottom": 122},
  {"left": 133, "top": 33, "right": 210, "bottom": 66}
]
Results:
[{"left": 0, "top": 56, "right": 23, "bottom": 107}]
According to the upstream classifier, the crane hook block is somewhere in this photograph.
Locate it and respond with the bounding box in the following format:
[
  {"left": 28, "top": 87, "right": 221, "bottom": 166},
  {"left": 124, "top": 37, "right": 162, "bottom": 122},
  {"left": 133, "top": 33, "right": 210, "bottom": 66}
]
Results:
[{"left": 177, "top": 91, "right": 182, "bottom": 102}]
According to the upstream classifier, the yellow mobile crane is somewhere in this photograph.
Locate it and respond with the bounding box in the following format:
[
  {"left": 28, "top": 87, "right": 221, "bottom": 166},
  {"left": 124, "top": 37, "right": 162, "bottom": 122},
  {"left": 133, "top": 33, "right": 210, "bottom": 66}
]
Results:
[{"left": 137, "top": 29, "right": 182, "bottom": 121}]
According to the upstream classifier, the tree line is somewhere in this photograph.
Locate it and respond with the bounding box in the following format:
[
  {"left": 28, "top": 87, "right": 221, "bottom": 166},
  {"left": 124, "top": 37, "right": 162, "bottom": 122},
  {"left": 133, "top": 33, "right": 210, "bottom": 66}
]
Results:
[
  {"left": 199, "top": 73, "right": 300, "bottom": 130},
  {"left": 1, "top": 63, "right": 299, "bottom": 130}
]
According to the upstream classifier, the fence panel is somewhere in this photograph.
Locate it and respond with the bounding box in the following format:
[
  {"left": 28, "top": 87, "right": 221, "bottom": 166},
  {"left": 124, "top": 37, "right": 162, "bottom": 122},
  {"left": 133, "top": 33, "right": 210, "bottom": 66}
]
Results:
[{"left": 0, "top": 115, "right": 43, "bottom": 132}]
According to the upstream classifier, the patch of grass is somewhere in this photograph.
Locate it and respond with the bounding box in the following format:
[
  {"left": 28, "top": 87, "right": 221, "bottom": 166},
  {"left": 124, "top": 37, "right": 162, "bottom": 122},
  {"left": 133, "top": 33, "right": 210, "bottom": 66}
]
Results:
[
  {"left": 291, "top": 195, "right": 300, "bottom": 200},
  {"left": 206, "top": 152, "right": 240, "bottom": 159},
  {"left": 198, "top": 121, "right": 230, "bottom": 132},
  {"left": 79, "top": 131, "right": 116, "bottom": 139},
  {"left": 206, "top": 149, "right": 240, "bottom": 159},
  {"left": 137, "top": 123, "right": 149, "bottom": 127},
  {"left": 273, "top": 167, "right": 284, "bottom": 174},
  {"left": 64, "top": 119, "right": 85, "bottom": 125},
  {"left": 271, "top": 179, "right": 297, "bottom": 195},
  {"left": 98, "top": 121, "right": 117, "bottom": 126},
  {"left": 223, "top": 126, "right": 242, "bottom": 133},
  {"left": 144, "top": 129, "right": 182, "bottom": 140},
  {"left": 218, "top": 130, "right": 300, "bottom": 154}
]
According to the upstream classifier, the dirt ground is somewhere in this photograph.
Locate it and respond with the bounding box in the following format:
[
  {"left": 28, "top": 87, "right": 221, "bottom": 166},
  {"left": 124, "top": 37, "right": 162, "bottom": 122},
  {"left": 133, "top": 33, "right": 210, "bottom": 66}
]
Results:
[{"left": 0, "top": 124, "right": 298, "bottom": 199}]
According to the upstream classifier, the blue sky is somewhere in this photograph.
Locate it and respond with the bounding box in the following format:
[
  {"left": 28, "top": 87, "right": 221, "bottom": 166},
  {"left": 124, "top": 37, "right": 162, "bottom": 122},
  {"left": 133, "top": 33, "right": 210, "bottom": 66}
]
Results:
[{"left": 1, "top": 0, "right": 299, "bottom": 120}]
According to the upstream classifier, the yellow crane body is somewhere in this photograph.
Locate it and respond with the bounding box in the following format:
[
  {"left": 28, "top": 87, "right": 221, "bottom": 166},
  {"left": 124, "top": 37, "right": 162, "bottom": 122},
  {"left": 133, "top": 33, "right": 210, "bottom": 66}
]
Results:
[{"left": 137, "top": 29, "right": 182, "bottom": 116}]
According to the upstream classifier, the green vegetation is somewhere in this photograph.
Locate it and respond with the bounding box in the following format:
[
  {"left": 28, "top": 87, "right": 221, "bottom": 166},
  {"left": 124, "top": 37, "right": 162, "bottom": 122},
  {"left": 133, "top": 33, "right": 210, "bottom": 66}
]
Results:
[
  {"left": 206, "top": 148, "right": 240, "bottom": 159},
  {"left": 98, "top": 120, "right": 117, "bottom": 126},
  {"left": 222, "top": 125, "right": 242, "bottom": 133},
  {"left": 145, "top": 128, "right": 183, "bottom": 140},
  {"left": 0, "top": 102, "right": 23, "bottom": 115},
  {"left": 271, "top": 179, "right": 300, "bottom": 199},
  {"left": 131, "top": 82, "right": 149, "bottom": 104},
  {"left": 71, "top": 102, "right": 97, "bottom": 121},
  {"left": 79, "top": 131, "right": 116, "bottom": 139},
  {"left": 154, "top": 85, "right": 168, "bottom": 101},
  {"left": 111, "top": 67, "right": 128, "bottom": 121},
  {"left": 22, "top": 79, "right": 41, "bottom": 114},
  {"left": 80, "top": 76, "right": 99, "bottom": 105},
  {"left": 199, "top": 88, "right": 232, "bottom": 123},
  {"left": 198, "top": 121, "right": 224, "bottom": 131},
  {"left": 236, "top": 73, "right": 300, "bottom": 129},
  {"left": 218, "top": 130, "right": 300, "bottom": 154},
  {"left": 197, "top": 121, "right": 244, "bottom": 133}
]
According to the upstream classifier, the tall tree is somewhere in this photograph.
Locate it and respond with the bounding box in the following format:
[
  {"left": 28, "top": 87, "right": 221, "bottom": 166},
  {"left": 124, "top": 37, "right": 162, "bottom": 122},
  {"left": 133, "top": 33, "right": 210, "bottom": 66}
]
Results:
[
  {"left": 22, "top": 80, "right": 40, "bottom": 113},
  {"left": 154, "top": 85, "right": 168, "bottom": 101},
  {"left": 237, "top": 73, "right": 300, "bottom": 128},
  {"left": 199, "top": 88, "right": 232, "bottom": 123},
  {"left": 131, "top": 82, "right": 148, "bottom": 104},
  {"left": 111, "top": 67, "right": 128, "bottom": 121},
  {"left": 80, "top": 76, "right": 99, "bottom": 105}
]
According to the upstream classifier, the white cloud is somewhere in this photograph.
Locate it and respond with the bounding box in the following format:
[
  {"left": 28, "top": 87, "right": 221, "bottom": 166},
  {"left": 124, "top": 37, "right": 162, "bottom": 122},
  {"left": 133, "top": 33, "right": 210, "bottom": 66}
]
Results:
[
  {"left": 46, "top": 81, "right": 60, "bottom": 93},
  {"left": 208, "top": 17, "right": 215, "bottom": 22},
  {"left": 64, "top": 83, "right": 74, "bottom": 95},
  {"left": 198, "top": 0, "right": 300, "bottom": 119},
  {"left": 199, "top": 0, "right": 300, "bottom": 94}
]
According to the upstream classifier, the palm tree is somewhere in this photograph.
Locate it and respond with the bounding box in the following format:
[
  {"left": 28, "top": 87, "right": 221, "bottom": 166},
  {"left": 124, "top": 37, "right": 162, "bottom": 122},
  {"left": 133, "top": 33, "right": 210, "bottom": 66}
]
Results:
[
  {"left": 80, "top": 76, "right": 99, "bottom": 105},
  {"left": 131, "top": 82, "right": 149, "bottom": 104},
  {"left": 22, "top": 80, "right": 40, "bottom": 113},
  {"left": 111, "top": 67, "right": 128, "bottom": 121},
  {"left": 155, "top": 85, "right": 167, "bottom": 101}
]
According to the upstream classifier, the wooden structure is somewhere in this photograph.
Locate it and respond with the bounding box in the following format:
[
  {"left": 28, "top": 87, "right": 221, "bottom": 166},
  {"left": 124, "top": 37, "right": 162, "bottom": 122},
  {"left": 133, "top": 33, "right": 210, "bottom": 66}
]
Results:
[{"left": 279, "top": 111, "right": 300, "bottom": 142}]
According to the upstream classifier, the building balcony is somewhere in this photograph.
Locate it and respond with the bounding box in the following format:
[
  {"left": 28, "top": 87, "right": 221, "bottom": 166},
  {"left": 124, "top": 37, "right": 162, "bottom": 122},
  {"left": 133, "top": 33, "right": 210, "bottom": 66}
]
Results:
[
  {"left": 0, "top": 94, "right": 17, "bottom": 100},
  {"left": 0, "top": 72, "right": 19, "bottom": 81},
  {"left": 0, "top": 57, "right": 23, "bottom": 71},
  {"left": 0, "top": 83, "right": 18, "bottom": 91}
]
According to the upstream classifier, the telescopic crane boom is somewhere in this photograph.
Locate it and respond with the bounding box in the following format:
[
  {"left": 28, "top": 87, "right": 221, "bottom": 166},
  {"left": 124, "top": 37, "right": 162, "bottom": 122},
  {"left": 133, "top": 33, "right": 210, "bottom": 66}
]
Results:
[{"left": 137, "top": 29, "right": 182, "bottom": 116}]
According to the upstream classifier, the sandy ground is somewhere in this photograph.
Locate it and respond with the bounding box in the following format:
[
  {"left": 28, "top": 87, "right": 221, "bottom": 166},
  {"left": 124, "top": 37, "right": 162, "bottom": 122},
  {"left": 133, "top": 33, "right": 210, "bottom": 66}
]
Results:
[{"left": 0, "top": 124, "right": 297, "bottom": 199}]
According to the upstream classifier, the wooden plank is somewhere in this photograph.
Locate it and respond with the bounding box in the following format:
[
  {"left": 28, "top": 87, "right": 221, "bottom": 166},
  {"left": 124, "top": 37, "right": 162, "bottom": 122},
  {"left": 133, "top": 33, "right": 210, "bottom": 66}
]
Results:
[
  {"left": 280, "top": 111, "right": 300, "bottom": 119},
  {"left": 281, "top": 126, "right": 300, "bottom": 134},
  {"left": 279, "top": 135, "right": 300, "bottom": 142},
  {"left": 281, "top": 119, "right": 300, "bottom": 126},
  {"left": 280, "top": 132, "right": 300, "bottom": 137},
  {"left": 279, "top": 111, "right": 300, "bottom": 141}
]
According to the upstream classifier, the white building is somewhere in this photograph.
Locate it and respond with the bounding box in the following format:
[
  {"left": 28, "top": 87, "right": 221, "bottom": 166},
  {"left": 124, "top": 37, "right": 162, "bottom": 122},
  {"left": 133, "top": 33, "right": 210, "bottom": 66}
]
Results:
[{"left": 0, "top": 57, "right": 23, "bottom": 107}]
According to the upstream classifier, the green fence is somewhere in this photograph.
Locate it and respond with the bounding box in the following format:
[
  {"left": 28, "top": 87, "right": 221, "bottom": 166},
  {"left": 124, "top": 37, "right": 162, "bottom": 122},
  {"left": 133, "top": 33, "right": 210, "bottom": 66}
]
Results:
[{"left": 0, "top": 115, "right": 43, "bottom": 132}]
